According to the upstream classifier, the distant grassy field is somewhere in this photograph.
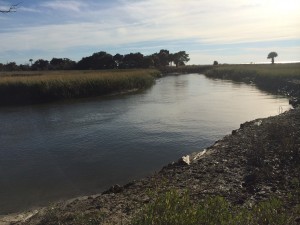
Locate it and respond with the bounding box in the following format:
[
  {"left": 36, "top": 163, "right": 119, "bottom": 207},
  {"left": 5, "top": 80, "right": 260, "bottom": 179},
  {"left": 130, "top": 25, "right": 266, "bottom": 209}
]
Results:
[
  {"left": 205, "top": 63, "right": 300, "bottom": 98},
  {"left": 206, "top": 63, "right": 300, "bottom": 79},
  {"left": 0, "top": 69, "right": 160, "bottom": 106}
]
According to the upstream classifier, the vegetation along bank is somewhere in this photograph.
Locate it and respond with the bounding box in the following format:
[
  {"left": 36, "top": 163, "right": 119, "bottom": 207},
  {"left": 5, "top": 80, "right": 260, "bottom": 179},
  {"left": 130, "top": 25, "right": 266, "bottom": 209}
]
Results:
[
  {"left": 0, "top": 69, "right": 160, "bottom": 106},
  {"left": 205, "top": 63, "right": 300, "bottom": 107}
]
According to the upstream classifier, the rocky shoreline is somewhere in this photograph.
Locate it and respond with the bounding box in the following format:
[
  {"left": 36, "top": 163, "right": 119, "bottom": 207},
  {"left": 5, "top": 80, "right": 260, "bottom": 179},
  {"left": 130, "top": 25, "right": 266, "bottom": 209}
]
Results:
[{"left": 1, "top": 106, "right": 299, "bottom": 225}]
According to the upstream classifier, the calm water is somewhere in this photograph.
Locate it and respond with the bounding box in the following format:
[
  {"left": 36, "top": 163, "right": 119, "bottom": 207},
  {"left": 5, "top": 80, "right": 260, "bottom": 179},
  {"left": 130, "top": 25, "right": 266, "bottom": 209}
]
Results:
[{"left": 0, "top": 74, "right": 290, "bottom": 214}]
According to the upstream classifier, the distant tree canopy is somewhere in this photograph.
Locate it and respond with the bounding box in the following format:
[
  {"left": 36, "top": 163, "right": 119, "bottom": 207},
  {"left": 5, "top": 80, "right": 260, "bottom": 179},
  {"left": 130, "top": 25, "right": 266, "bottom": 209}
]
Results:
[
  {"left": 171, "top": 51, "right": 190, "bottom": 67},
  {"left": 267, "top": 52, "right": 278, "bottom": 64},
  {"left": 213, "top": 61, "right": 218, "bottom": 66},
  {"left": 76, "top": 52, "right": 115, "bottom": 70},
  {"left": 50, "top": 58, "right": 76, "bottom": 70},
  {"left": 32, "top": 59, "right": 49, "bottom": 71},
  {"left": 0, "top": 49, "right": 190, "bottom": 71}
]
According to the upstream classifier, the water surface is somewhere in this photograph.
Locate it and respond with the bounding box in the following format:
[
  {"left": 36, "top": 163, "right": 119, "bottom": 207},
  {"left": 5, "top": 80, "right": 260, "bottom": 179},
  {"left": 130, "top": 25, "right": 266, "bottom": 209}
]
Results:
[{"left": 0, "top": 74, "right": 290, "bottom": 214}]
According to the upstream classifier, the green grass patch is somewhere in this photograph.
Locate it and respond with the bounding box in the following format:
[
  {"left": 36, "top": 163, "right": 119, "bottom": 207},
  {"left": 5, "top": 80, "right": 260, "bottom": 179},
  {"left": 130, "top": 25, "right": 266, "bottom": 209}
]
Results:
[
  {"left": 0, "top": 69, "right": 160, "bottom": 105},
  {"left": 132, "top": 189, "right": 300, "bottom": 225}
]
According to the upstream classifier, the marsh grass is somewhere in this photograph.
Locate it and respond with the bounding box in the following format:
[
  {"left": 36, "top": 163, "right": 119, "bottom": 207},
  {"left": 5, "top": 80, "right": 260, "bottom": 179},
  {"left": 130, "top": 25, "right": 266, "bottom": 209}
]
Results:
[
  {"left": 0, "top": 69, "right": 160, "bottom": 105},
  {"left": 205, "top": 63, "right": 300, "bottom": 99},
  {"left": 207, "top": 63, "right": 300, "bottom": 79}
]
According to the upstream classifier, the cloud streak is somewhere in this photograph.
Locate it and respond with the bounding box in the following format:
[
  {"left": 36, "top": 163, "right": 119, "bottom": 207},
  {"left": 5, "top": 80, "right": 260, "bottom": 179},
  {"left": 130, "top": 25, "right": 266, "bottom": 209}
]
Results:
[{"left": 40, "top": 1, "right": 88, "bottom": 12}]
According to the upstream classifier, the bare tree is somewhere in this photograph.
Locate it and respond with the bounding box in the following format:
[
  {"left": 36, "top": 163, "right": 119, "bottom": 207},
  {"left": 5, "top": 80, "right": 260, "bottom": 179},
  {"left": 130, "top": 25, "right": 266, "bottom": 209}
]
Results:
[{"left": 0, "top": 2, "right": 21, "bottom": 13}]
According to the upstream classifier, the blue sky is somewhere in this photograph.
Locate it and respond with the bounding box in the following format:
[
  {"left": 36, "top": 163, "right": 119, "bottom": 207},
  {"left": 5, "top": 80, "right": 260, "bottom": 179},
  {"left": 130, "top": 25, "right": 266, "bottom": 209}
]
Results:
[{"left": 0, "top": 0, "right": 299, "bottom": 65}]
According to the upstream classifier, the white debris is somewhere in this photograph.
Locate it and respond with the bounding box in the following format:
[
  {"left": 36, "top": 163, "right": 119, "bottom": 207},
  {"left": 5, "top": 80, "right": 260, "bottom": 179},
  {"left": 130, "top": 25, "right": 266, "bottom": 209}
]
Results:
[
  {"left": 181, "top": 155, "right": 190, "bottom": 165},
  {"left": 193, "top": 149, "right": 207, "bottom": 161},
  {"left": 254, "top": 120, "right": 262, "bottom": 126}
]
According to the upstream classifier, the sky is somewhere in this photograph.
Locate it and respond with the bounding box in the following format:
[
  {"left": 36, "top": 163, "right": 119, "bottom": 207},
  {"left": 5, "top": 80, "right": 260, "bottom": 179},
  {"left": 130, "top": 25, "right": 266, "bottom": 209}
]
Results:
[{"left": 0, "top": 0, "right": 300, "bottom": 65}]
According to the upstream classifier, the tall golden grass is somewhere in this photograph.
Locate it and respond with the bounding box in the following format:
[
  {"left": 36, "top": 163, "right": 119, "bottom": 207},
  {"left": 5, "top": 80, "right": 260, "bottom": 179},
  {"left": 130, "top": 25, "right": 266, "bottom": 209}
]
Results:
[
  {"left": 205, "top": 63, "right": 300, "bottom": 97},
  {"left": 207, "top": 63, "right": 300, "bottom": 79},
  {"left": 0, "top": 69, "right": 160, "bottom": 105}
]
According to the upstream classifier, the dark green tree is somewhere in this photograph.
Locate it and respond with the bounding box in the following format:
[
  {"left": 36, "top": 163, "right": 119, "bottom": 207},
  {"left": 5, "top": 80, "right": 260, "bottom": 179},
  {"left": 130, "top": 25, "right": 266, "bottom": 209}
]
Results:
[
  {"left": 142, "top": 56, "right": 154, "bottom": 68},
  {"left": 77, "top": 51, "right": 115, "bottom": 70},
  {"left": 4, "top": 62, "right": 19, "bottom": 71},
  {"left": 150, "top": 53, "right": 160, "bottom": 67},
  {"left": 158, "top": 49, "right": 170, "bottom": 67},
  {"left": 122, "top": 53, "right": 144, "bottom": 68},
  {"left": 32, "top": 59, "right": 49, "bottom": 70},
  {"left": 267, "top": 52, "right": 278, "bottom": 64},
  {"left": 19, "top": 64, "right": 30, "bottom": 71},
  {"left": 76, "top": 56, "right": 92, "bottom": 70},
  {"left": 50, "top": 58, "right": 76, "bottom": 70},
  {"left": 172, "top": 51, "right": 190, "bottom": 67},
  {"left": 113, "top": 54, "right": 124, "bottom": 68},
  {"left": 91, "top": 52, "right": 115, "bottom": 69}
]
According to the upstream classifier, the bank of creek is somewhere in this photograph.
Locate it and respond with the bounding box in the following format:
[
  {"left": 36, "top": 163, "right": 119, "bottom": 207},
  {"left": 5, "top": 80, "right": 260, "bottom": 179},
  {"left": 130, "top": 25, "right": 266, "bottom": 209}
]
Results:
[{"left": 0, "top": 73, "right": 298, "bottom": 224}]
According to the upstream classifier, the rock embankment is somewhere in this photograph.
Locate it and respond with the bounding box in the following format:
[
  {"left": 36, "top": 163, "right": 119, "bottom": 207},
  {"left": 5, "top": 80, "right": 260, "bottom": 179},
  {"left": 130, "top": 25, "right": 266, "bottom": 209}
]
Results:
[{"left": 3, "top": 108, "right": 300, "bottom": 225}]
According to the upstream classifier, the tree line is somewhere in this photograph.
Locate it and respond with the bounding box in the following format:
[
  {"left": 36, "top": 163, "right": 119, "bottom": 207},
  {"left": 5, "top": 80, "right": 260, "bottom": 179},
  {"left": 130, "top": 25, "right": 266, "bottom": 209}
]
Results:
[{"left": 0, "top": 50, "right": 190, "bottom": 71}]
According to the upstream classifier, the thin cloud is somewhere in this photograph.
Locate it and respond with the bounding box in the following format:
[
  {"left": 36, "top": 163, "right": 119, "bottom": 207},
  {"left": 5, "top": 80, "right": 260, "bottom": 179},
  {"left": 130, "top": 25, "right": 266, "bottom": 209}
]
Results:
[
  {"left": 41, "top": 0, "right": 87, "bottom": 12},
  {"left": 18, "top": 6, "right": 41, "bottom": 13}
]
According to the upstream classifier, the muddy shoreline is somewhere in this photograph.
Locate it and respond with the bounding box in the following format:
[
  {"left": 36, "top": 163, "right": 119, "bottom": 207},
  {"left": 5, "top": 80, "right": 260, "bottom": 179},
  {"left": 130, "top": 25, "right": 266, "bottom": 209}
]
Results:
[{"left": 1, "top": 106, "right": 299, "bottom": 225}]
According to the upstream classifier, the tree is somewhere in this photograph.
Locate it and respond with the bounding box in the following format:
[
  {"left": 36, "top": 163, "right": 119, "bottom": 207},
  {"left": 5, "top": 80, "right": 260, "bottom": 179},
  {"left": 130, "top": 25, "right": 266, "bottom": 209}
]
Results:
[
  {"left": 172, "top": 51, "right": 190, "bottom": 67},
  {"left": 213, "top": 61, "right": 218, "bottom": 66},
  {"left": 77, "top": 51, "right": 115, "bottom": 70},
  {"left": 150, "top": 53, "right": 160, "bottom": 68},
  {"left": 19, "top": 64, "right": 30, "bottom": 71},
  {"left": 50, "top": 58, "right": 76, "bottom": 70},
  {"left": 4, "top": 62, "right": 19, "bottom": 71},
  {"left": 0, "top": 3, "right": 21, "bottom": 13},
  {"left": 32, "top": 59, "right": 49, "bottom": 70},
  {"left": 29, "top": 59, "right": 33, "bottom": 67},
  {"left": 158, "top": 49, "right": 170, "bottom": 67},
  {"left": 122, "top": 53, "right": 144, "bottom": 69},
  {"left": 91, "top": 52, "right": 115, "bottom": 69},
  {"left": 267, "top": 52, "right": 278, "bottom": 64},
  {"left": 113, "top": 54, "right": 124, "bottom": 68},
  {"left": 142, "top": 56, "right": 154, "bottom": 68}
]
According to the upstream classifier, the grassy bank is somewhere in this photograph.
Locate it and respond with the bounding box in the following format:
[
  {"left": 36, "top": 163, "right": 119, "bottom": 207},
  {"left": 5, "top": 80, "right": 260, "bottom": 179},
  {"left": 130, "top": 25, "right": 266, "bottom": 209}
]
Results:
[
  {"left": 205, "top": 63, "right": 300, "bottom": 103},
  {"left": 0, "top": 69, "right": 160, "bottom": 106},
  {"left": 40, "top": 189, "right": 299, "bottom": 225},
  {"left": 132, "top": 189, "right": 300, "bottom": 225}
]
